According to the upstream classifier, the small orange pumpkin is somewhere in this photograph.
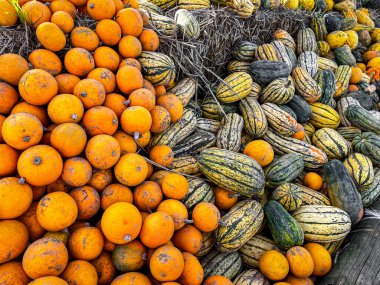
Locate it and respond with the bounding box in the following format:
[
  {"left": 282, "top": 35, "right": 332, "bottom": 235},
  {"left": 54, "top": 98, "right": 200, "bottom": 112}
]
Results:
[
  {"left": 61, "top": 260, "right": 98, "bottom": 285},
  {"left": 91, "top": 251, "right": 117, "bottom": 285},
  {"left": 51, "top": 11, "right": 74, "bottom": 33},
  {"left": 113, "top": 130, "right": 138, "bottom": 154},
  {"left": 178, "top": 252, "right": 204, "bottom": 285},
  {"left": 64, "top": 47, "right": 95, "bottom": 77},
  {"left": 150, "top": 105, "right": 171, "bottom": 133},
  {"left": 85, "top": 134, "right": 121, "bottom": 169},
  {"left": 28, "top": 49, "right": 62, "bottom": 76},
  {"left": 140, "top": 212, "right": 175, "bottom": 248},
  {"left": 50, "top": 123, "right": 87, "bottom": 157},
  {"left": 150, "top": 145, "right": 174, "bottom": 167},
  {"left": 133, "top": 181, "right": 163, "bottom": 211},
  {"left": 71, "top": 26, "right": 100, "bottom": 51},
  {"left": 36, "top": 22, "right": 66, "bottom": 52},
  {"left": 286, "top": 246, "right": 314, "bottom": 278},
  {"left": 55, "top": 73, "right": 80, "bottom": 94},
  {"left": 83, "top": 106, "right": 119, "bottom": 136},
  {"left": 0, "top": 144, "right": 18, "bottom": 177},
  {"left": 22, "top": 237, "right": 69, "bottom": 279},
  {"left": 156, "top": 94, "right": 184, "bottom": 123},
  {"left": 88, "top": 169, "right": 113, "bottom": 191},
  {"left": 73, "top": 78, "right": 106, "bottom": 109},
  {"left": 116, "top": 8, "right": 143, "bottom": 37},
  {"left": 0, "top": 82, "right": 18, "bottom": 115},
  {"left": 104, "top": 93, "right": 129, "bottom": 118},
  {"left": 69, "top": 186, "right": 101, "bottom": 220},
  {"left": 17, "top": 145, "right": 63, "bottom": 186},
  {"left": 96, "top": 19, "right": 122, "bottom": 46},
  {"left": 0, "top": 261, "right": 31, "bottom": 285},
  {"left": 192, "top": 202, "right": 220, "bottom": 232},
  {"left": 88, "top": 67, "right": 116, "bottom": 93},
  {"left": 0, "top": 220, "right": 29, "bottom": 264},
  {"left": 161, "top": 173, "right": 189, "bottom": 200},
  {"left": 93, "top": 47, "right": 120, "bottom": 71},
  {"left": 157, "top": 199, "right": 188, "bottom": 230},
  {"left": 259, "top": 250, "right": 289, "bottom": 281},
  {"left": 36, "top": 192, "right": 78, "bottom": 231},
  {"left": 150, "top": 245, "right": 184, "bottom": 282},
  {"left": 101, "top": 183, "right": 133, "bottom": 210},
  {"left": 19, "top": 202, "right": 46, "bottom": 241},
  {"left": 68, "top": 227, "right": 104, "bottom": 260},
  {"left": 172, "top": 224, "right": 202, "bottom": 254}
]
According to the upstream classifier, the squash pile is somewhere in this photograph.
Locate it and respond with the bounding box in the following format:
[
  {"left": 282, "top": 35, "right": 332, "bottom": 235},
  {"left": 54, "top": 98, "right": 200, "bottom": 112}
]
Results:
[{"left": 1, "top": 0, "right": 380, "bottom": 284}]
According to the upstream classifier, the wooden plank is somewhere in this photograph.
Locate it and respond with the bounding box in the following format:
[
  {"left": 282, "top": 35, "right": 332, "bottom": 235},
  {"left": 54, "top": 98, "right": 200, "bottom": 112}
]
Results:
[{"left": 318, "top": 201, "right": 380, "bottom": 285}]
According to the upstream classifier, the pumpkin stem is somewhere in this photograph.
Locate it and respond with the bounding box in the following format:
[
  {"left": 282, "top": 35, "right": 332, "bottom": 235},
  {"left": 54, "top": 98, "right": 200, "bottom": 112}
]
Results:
[
  {"left": 33, "top": 157, "right": 42, "bottom": 166},
  {"left": 71, "top": 113, "right": 78, "bottom": 121},
  {"left": 43, "top": 127, "right": 49, "bottom": 132},
  {"left": 133, "top": 131, "right": 141, "bottom": 141},
  {"left": 123, "top": 100, "right": 130, "bottom": 106},
  {"left": 23, "top": 135, "right": 31, "bottom": 142},
  {"left": 123, "top": 234, "right": 132, "bottom": 242},
  {"left": 228, "top": 193, "right": 240, "bottom": 198},
  {"left": 184, "top": 219, "right": 193, "bottom": 224},
  {"left": 18, "top": 177, "right": 26, "bottom": 185}
]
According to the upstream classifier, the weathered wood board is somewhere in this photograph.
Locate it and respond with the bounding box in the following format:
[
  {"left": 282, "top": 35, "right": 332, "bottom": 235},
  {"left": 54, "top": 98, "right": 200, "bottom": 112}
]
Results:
[{"left": 318, "top": 200, "right": 380, "bottom": 285}]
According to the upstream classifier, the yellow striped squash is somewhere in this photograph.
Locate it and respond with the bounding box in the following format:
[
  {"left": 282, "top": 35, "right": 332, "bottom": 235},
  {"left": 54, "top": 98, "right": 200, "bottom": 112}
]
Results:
[
  {"left": 169, "top": 77, "right": 197, "bottom": 106},
  {"left": 149, "top": 13, "right": 178, "bottom": 36},
  {"left": 292, "top": 66, "right": 322, "bottom": 103},
  {"left": 146, "top": 0, "right": 176, "bottom": 9},
  {"left": 216, "top": 72, "right": 252, "bottom": 103},
  {"left": 227, "top": 61, "right": 251, "bottom": 74},
  {"left": 238, "top": 97, "right": 268, "bottom": 138},
  {"left": 318, "top": 41, "right": 331, "bottom": 56},
  {"left": 261, "top": 103, "right": 298, "bottom": 136},
  {"left": 215, "top": 200, "right": 264, "bottom": 253},
  {"left": 138, "top": 51, "right": 176, "bottom": 86},
  {"left": 177, "top": 0, "right": 211, "bottom": 10},
  {"left": 318, "top": 57, "right": 338, "bottom": 72},
  {"left": 292, "top": 205, "right": 351, "bottom": 242},
  {"left": 255, "top": 43, "right": 279, "bottom": 61},
  {"left": 260, "top": 77, "right": 294, "bottom": 104},
  {"left": 309, "top": 102, "right": 341, "bottom": 129},
  {"left": 174, "top": 9, "right": 200, "bottom": 39},
  {"left": 216, "top": 113, "right": 244, "bottom": 152},
  {"left": 312, "top": 128, "right": 350, "bottom": 159},
  {"left": 334, "top": 65, "right": 352, "bottom": 98},
  {"left": 343, "top": 153, "right": 374, "bottom": 188},
  {"left": 169, "top": 156, "right": 200, "bottom": 175}
]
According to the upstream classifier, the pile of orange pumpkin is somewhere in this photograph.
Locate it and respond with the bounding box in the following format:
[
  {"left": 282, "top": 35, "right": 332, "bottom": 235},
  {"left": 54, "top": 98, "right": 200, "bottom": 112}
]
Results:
[{"left": 0, "top": 1, "right": 218, "bottom": 284}]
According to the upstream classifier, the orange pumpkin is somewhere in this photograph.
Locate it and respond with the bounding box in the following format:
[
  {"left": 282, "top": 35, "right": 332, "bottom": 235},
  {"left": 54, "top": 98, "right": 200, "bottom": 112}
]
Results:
[
  {"left": 303, "top": 243, "right": 332, "bottom": 276},
  {"left": 69, "top": 186, "right": 101, "bottom": 219},
  {"left": 36, "top": 192, "right": 78, "bottom": 231},
  {"left": 88, "top": 169, "right": 113, "bottom": 191},
  {"left": 36, "top": 22, "right": 66, "bottom": 52},
  {"left": 116, "top": 66, "right": 144, "bottom": 94},
  {"left": 93, "top": 47, "right": 120, "bottom": 72},
  {"left": 18, "top": 69, "right": 58, "bottom": 105},
  {"left": 17, "top": 145, "right": 63, "bottom": 186},
  {"left": 85, "top": 134, "right": 121, "bottom": 169},
  {"left": 140, "top": 212, "right": 175, "bottom": 248},
  {"left": 150, "top": 145, "right": 174, "bottom": 167},
  {"left": 303, "top": 172, "right": 323, "bottom": 191},
  {"left": 0, "top": 220, "right": 29, "bottom": 264},
  {"left": 150, "top": 245, "right": 184, "bottom": 282},
  {"left": 87, "top": 0, "right": 116, "bottom": 20},
  {"left": 138, "top": 29, "right": 160, "bottom": 51},
  {"left": 101, "top": 202, "right": 142, "bottom": 244},
  {"left": 0, "top": 0, "right": 18, "bottom": 26},
  {"left": 243, "top": 140, "right": 274, "bottom": 167},
  {"left": 154, "top": 85, "right": 166, "bottom": 97},
  {"left": 22, "top": 1, "right": 52, "bottom": 29},
  {"left": 49, "top": 0, "right": 77, "bottom": 18},
  {"left": 111, "top": 272, "right": 152, "bottom": 285},
  {"left": 150, "top": 170, "right": 171, "bottom": 186},
  {"left": 55, "top": 73, "right": 80, "bottom": 94},
  {"left": 259, "top": 250, "right": 289, "bottom": 281},
  {"left": 91, "top": 251, "right": 117, "bottom": 285},
  {"left": 113, "top": 130, "right": 138, "bottom": 154},
  {"left": 119, "top": 58, "right": 142, "bottom": 71},
  {"left": 43, "top": 231, "right": 69, "bottom": 245},
  {"left": 112, "top": 240, "right": 147, "bottom": 272},
  {"left": 192, "top": 202, "right": 220, "bottom": 232},
  {"left": 104, "top": 93, "right": 129, "bottom": 118},
  {"left": 204, "top": 276, "right": 234, "bottom": 285},
  {"left": 64, "top": 47, "right": 95, "bottom": 77},
  {"left": 61, "top": 260, "right": 98, "bottom": 285},
  {"left": 284, "top": 275, "right": 314, "bottom": 285},
  {"left": 83, "top": 106, "right": 119, "bottom": 136},
  {"left": 88, "top": 67, "right": 117, "bottom": 93},
  {"left": 286, "top": 246, "right": 314, "bottom": 278},
  {"left": 156, "top": 94, "right": 184, "bottom": 123},
  {"left": 121, "top": 106, "right": 152, "bottom": 136},
  {"left": 350, "top": 66, "right": 363, "bottom": 84},
  {"left": 101, "top": 183, "right": 133, "bottom": 210},
  {"left": 157, "top": 199, "right": 188, "bottom": 230},
  {"left": 28, "top": 276, "right": 68, "bottom": 285},
  {"left": 71, "top": 26, "right": 100, "bottom": 51},
  {"left": 50, "top": 123, "right": 87, "bottom": 157},
  {"left": 136, "top": 130, "right": 151, "bottom": 148},
  {"left": 68, "top": 227, "right": 104, "bottom": 260},
  {"left": 114, "top": 153, "right": 148, "bottom": 186},
  {"left": 22, "top": 237, "right": 69, "bottom": 279},
  {"left": 0, "top": 177, "right": 33, "bottom": 219},
  {"left": 0, "top": 144, "right": 18, "bottom": 176},
  {"left": 213, "top": 187, "right": 238, "bottom": 211},
  {"left": 150, "top": 105, "right": 171, "bottom": 133},
  {"left": 119, "top": 35, "right": 142, "bottom": 58},
  {"left": 116, "top": 8, "right": 143, "bottom": 37},
  {"left": 0, "top": 53, "right": 29, "bottom": 86},
  {"left": 19, "top": 202, "right": 46, "bottom": 241},
  {"left": 28, "top": 49, "right": 62, "bottom": 76},
  {"left": 0, "top": 82, "right": 18, "bottom": 115},
  {"left": 133, "top": 181, "right": 163, "bottom": 211},
  {"left": 129, "top": 88, "right": 156, "bottom": 111},
  {"left": 51, "top": 11, "right": 75, "bottom": 33},
  {"left": 172, "top": 225, "right": 202, "bottom": 254},
  {"left": 11, "top": 101, "right": 49, "bottom": 126},
  {"left": 143, "top": 79, "right": 156, "bottom": 95},
  {"left": 178, "top": 252, "right": 204, "bottom": 285},
  {"left": 162, "top": 173, "right": 189, "bottom": 200},
  {"left": 292, "top": 123, "right": 306, "bottom": 141},
  {"left": 96, "top": 19, "right": 122, "bottom": 46},
  {"left": 0, "top": 261, "right": 31, "bottom": 285},
  {"left": 73, "top": 78, "right": 106, "bottom": 109}
]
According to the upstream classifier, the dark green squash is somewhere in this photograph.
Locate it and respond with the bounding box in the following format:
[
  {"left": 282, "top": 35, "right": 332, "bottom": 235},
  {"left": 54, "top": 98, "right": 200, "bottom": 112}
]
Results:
[
  {"left": 264, "top": 200, "right": 304, "bottom": 250},
  {"left": 334, "top": 45, "right": 357, "bottom": 67},
  {"left": 315, "top": 70, "right": 336, "bottom": 105},
  {"left": 324, "top": 159, "right": 364, "bottom": 225},
  {"left": 352, "top": 132, "right": 380, "bottom": 165},
  {"left": 285, "top": 95, "right": 312, "bottom": 123},
  {"left": 250, "top": 61, "right": 291, "bottom": 84}
]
